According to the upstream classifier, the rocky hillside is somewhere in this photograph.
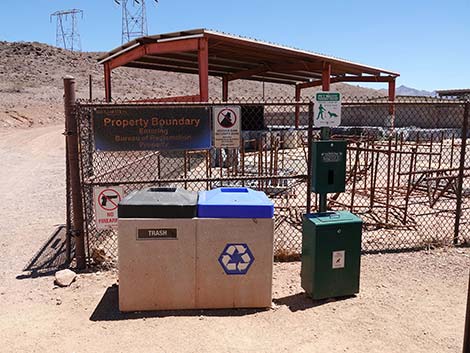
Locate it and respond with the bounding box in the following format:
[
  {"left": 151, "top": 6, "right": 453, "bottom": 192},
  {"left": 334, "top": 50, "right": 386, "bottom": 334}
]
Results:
[
  {"left": 379, "top": 85, "right": 435, "bottom": 97},
  {"left": 0, "top": 41, "right": 383, "bottom": 128}
]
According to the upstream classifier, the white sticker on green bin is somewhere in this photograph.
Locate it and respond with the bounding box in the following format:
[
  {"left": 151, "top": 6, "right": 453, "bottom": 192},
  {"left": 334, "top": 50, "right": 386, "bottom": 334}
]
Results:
[{"left": 332, "top": 250, "right": 345, "bottom": 269}]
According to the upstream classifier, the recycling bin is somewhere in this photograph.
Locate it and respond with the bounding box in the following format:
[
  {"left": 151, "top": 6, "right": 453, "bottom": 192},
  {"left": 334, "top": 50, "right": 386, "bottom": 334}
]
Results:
[
  {"left": 118, "top": 187, "right": 198, "bottom": 312},
  {"left": 301, "top": 211, "right": 362, "bottom": 300},
  {"left": 196, "top": 187, "right": 274, "bottom": 309}
]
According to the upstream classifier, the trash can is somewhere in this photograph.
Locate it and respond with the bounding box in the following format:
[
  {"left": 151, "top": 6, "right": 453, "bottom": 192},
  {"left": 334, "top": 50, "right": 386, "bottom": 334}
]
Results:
[
  {"left": 118, "top": 187, "right": 198, "bottom": 312},
  {"left": 301, "top": 211, "right": 362, "bottom": 300},
  {"left": 196, "top": 187, "right": 274, "bottom": 309}
]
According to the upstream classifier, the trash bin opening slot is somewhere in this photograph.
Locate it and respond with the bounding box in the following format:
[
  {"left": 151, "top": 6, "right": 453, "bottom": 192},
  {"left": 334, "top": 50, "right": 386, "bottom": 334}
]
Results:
[{"left": 149, "top": 187, "right": 177, "bottom": 193}]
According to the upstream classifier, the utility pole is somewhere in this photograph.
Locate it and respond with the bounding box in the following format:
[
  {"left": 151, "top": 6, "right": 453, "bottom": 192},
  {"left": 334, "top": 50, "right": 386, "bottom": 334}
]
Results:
[
  {"left": 50, "top": 9, "right": 84, "bottom": 51},
  {"left": 114, "top": 0, "right": 158, "bottom": 44}
]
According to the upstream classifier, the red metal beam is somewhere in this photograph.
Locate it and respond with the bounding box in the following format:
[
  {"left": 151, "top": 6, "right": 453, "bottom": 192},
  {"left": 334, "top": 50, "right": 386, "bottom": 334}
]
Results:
[
  {"left": 198, "top": 38, "right": 209, "bottom": 102},
  {"left": 226, "top": 62, "right": 322, "bottom": 82},
  {"left": 130, "top": 95, "right": 201, "bottom": 103},
  {"left": 145, "top": 38, "right": 199, "bottom": 57},
  {"left": 108, "top": 39, "right": 199, "bottom": 70},
  {"left": 104, "top": 62, "right": 112, "bottom": 102},
  {"left": 108, "top": 46, "right": 146, "bottom": 71},
  {"left": 222, "top": 76, "right": 228, "bottom": 101},
  {"left": 298, "top": 74, "right": 394, "bottom": 90}
]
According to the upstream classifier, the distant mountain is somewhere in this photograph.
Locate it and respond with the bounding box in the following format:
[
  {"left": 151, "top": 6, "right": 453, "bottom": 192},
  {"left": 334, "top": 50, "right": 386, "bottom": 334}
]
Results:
[{"left": 380, "top": 85, "right": 436, "bottom": 97}]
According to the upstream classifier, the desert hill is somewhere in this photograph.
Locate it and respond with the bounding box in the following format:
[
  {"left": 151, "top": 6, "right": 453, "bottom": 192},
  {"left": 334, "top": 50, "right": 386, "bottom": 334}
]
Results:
[
  {"left": 0, "top": 40, "right": 384, "bottom": 128},
  {"left": 379, "top": 85, "right": 435, "bottom": 97}
]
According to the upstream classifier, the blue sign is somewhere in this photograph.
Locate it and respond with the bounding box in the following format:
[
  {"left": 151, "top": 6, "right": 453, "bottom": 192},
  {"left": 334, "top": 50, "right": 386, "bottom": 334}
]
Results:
[
  {"left": 93, "top": 106, "right": 211, "bottom": 151},
  {"left": 218, "top": 243, "right": 254, "bottom": 275}
]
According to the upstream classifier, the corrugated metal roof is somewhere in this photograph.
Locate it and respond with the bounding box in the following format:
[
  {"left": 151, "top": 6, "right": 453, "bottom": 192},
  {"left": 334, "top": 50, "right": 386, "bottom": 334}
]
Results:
[{"left": 98, "top": 28, "right": 399, "bottom": 85}]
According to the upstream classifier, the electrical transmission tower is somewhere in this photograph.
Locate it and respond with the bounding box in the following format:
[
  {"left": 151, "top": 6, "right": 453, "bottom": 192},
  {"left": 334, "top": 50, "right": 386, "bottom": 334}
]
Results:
[
  {"left": 114, "top": 0, "right": 158, "bottom": 44},
  {"left": 50, "top": 9, "right": 84, "bottom": 51}
]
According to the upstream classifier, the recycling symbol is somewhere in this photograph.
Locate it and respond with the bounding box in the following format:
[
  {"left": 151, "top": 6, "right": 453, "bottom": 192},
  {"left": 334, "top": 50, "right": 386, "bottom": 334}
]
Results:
[{"left": 218, "top": 243, "right": 255, "bottom": 275}]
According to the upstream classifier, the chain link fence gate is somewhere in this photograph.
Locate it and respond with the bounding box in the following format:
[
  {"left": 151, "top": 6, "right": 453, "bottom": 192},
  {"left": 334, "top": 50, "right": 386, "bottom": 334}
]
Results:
[{"left": 69, "top": 96, "right": 470, "bottom": 265}]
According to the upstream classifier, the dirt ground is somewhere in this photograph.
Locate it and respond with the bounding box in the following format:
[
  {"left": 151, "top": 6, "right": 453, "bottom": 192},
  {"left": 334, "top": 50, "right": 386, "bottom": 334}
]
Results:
[{"left": 0, "top": 124, "right": 469, "bottom": 353}]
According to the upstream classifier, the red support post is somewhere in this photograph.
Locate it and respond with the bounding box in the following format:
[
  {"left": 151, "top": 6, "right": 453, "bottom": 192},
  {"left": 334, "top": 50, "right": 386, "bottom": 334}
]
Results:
[
  {"left": 104, "top": 62, "right": 112, "bottom": 103},
  {"left": 198, "top": 38, "right": 209, "bottom": 102},
  {"left": 388, "top": 78, "right": 396, "bottom": 129},
  {"left": 222, "top": 76, "right": 228, "bottom": 102},
  {"left": 295, "top": 85, "right": 301, "bottom": 128},
  {"left": 322, "top": 62, "right": 331, "bottom": 91}
]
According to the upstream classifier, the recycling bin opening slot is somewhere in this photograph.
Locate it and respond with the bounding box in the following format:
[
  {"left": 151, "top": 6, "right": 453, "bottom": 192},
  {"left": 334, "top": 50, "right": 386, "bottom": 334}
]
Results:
[{"left": 220, "top": 187, "right": 248, "bottom": 193}]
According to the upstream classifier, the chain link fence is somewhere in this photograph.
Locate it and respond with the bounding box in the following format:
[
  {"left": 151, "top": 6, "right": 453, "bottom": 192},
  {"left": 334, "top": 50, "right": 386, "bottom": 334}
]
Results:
[{"left": 70, "top": 96, "right": 469, "bottom": 264}]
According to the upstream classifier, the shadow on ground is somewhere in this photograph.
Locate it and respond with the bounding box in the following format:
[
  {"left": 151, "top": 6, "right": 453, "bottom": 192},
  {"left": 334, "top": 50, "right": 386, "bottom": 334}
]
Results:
[
  {"left": 273, "top": 292, "right": 356, "bottom": 312},
  {"left": 90, "top": 285, "right": 268, "bottom": 321},
  {"left": 17, "top": 225, "right": 72, "bottom": 280}
]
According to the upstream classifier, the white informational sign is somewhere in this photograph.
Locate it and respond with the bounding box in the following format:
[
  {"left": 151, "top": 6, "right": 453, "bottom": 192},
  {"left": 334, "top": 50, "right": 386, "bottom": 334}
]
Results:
[
  {"left": 213, "top": 106, "right": 241, "bottom": 148},
  {"left": 332, "top": 250, "right": 345, "bottom": 269},
  {"left": 94, "top": 186, "right": 124, "bottom": 230},
  {"left": 313, "top": 91, "right": 342, "bottom": 127}
]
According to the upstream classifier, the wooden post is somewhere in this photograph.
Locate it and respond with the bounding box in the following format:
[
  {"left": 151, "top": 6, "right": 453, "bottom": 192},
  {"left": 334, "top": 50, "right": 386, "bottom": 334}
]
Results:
[{"left": 64, "top": 76, "right": 86, "bottom": 269}]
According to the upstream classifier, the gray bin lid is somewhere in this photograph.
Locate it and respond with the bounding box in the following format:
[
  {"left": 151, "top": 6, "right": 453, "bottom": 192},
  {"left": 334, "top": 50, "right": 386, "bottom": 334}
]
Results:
[{"left": 118, "top": 187, "right": 198, "bottom": 219}]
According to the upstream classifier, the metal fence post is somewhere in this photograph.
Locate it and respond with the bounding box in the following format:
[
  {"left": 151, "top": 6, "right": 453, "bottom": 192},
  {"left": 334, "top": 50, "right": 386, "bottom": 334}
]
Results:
[
  {"left": 306, "top": 101, "right": 314, "bottom": 213},
  {"left": 454, "top": 101, "right": 469, "bottom": 245},
  {"left": 64, "top": 76, "right": 86, "bottom": 269}
]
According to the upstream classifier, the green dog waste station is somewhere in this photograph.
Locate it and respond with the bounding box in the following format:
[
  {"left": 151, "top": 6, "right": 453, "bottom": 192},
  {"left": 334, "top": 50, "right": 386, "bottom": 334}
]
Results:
[
  {"left": 301, "top": 140, "right": 363, "bottom": 300},
  {"left": 311, "top": 140, "right": 347, "bottom": 194},
  {"left": 301, "top": 211, "right": 362, "bottom": 300}
]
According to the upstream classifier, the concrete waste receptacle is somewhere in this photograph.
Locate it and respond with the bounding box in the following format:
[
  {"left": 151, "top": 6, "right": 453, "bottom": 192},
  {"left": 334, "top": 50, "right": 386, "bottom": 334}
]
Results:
[
  {"left": 118, "top": 187, "right": 198, "bottom": 312},
  {"left": 196, "top": 187, "right": 274, "bottom": 309}
]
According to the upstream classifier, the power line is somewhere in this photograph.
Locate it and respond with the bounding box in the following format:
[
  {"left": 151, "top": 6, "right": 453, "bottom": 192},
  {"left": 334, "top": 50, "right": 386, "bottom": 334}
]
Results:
[{"left": 50, "top": 9, "right": 84, "bottom": 52}]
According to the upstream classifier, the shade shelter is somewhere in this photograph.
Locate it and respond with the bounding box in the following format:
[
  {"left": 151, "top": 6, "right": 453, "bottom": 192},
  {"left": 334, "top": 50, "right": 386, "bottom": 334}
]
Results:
[
  {"left": 437, "top": 89, "right": 470, "bottom": 99},
  {"left": 98, "top": 28, "right": 399, "bottom": 118}
]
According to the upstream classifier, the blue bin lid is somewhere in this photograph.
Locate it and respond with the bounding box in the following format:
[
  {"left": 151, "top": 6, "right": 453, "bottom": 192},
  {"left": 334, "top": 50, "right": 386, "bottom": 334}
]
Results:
[{"left": 197, "top": 187, "right": 274, "bottom": 219}]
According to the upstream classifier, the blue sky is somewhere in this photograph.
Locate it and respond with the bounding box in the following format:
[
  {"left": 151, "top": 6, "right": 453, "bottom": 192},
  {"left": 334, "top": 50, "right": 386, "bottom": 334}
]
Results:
[{"left": 0, "top": 0, "right": 468, "bottom": 91}]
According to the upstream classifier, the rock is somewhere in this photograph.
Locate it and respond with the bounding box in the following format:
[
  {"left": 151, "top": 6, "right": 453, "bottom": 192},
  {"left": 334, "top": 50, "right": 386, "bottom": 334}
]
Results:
[{"left": 54, "top": 269, "right": 77, "bottom": 287}]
